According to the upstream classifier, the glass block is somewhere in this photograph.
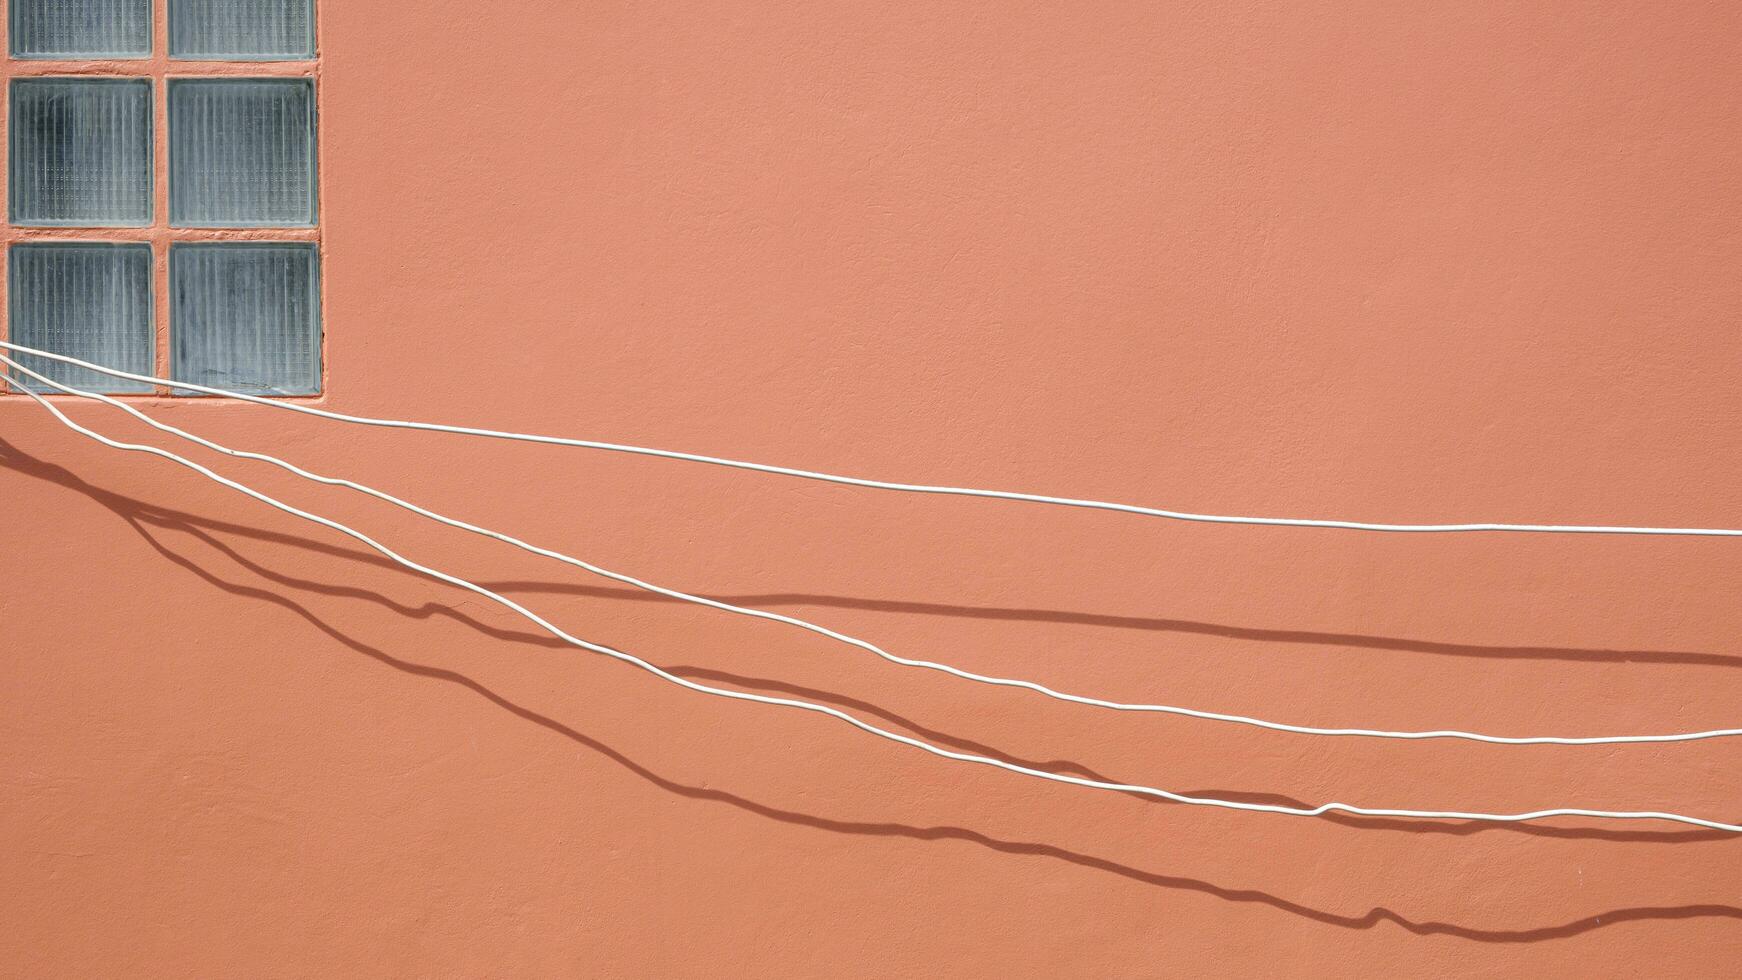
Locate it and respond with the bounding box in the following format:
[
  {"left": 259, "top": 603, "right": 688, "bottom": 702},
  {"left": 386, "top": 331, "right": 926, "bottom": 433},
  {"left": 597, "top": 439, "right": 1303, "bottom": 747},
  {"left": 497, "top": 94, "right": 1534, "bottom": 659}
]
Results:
[
  {"left": 7, "top": 243, "right": 154, "bottom": 395},
  {"left": 170, "top": 78, "right": 317, "bottom": 227},
  {"left": 170, "top": 0, "right": 315, "bottom": 61},
  {"left": 9, "top": 78, "right": 153, "bottom": 227},
  {"left": 9, "top": 0, "right": 152, "bottom": 59},
  {"left": 171, "top": 243, "right": 320, "bottom": 395}
]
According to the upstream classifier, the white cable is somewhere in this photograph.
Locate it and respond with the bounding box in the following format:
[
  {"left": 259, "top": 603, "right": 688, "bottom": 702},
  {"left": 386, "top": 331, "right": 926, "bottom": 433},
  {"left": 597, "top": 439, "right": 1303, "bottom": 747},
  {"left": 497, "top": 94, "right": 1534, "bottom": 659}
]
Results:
[
  {"left": 3, "top": 370, "right": 1737, "bottom": 833},
  {"left": 4, "top": 340, "right": 1739, "bottom": 537},
  {"left": 6, "top": 353, "right": 1738, "bottom": 748}
]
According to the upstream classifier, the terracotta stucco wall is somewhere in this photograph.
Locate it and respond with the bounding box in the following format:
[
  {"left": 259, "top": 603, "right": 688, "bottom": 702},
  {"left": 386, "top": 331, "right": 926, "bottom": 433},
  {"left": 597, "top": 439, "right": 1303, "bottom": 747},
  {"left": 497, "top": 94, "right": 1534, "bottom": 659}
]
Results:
[{"left": 5, "top": 2, "right": 1742, "bottom": 975}]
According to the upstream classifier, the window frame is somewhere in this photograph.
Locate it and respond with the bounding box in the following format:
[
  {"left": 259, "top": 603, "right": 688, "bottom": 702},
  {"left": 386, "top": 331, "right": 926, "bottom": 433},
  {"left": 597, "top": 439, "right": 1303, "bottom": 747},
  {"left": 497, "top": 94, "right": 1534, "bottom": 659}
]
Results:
[{"left": 0, "top": 0, "right": 323, "bottom": 399}]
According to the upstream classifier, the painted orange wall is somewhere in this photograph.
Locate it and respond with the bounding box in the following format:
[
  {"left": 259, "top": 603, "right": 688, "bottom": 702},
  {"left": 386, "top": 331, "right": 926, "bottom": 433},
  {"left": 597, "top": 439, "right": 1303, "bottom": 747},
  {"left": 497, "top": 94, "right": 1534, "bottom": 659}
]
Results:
[{"left": 5, "top": 1, "right": 1742, "bottom": 976}]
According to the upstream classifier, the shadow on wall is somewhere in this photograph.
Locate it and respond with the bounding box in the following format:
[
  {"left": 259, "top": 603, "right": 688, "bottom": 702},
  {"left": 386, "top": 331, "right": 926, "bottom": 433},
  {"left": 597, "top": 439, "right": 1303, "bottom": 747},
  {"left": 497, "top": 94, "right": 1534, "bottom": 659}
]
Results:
[{"left": 2, "top": 437, "right": 1740, "bottom": 944}]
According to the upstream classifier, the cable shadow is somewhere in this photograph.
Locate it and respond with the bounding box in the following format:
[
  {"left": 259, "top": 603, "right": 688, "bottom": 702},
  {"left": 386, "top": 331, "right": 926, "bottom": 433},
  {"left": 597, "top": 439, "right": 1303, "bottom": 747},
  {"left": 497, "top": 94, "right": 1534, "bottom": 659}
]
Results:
[
  {"left": 2, "top": 436, "right": 1736, "bottom": 849},
  {"left": 477, "top": 586, "right": 1742, "bottom": 671},
  {"left": 3, "top": 439, "right": 1741, "bottom": 942},
  {"left": 3, "top": 435, "right": 1734, "bottom": 672}
]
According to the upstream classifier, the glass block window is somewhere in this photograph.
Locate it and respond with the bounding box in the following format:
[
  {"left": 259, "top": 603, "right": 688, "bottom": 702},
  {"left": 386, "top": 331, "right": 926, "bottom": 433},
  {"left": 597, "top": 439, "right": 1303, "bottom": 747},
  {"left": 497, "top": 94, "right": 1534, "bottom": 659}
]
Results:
[
  {"left": 171, "top": 243, "right": 320, "bottom": 395},
  {"left": 8, "top": 243, "right": 154, "bottom": 394},
  {"left": 9, "top": 0, "right": 152, "bottom": 59},
  {"left": 9, "top": 77, "right": 153, "bottom": 227},
  {"left": 171, "top": 0, "right": 315, "bottom": 61},
  {"left": 3, "top": 2, "right": 324, "bottom": 397},
  {"left": 170, "top": 78, "right": 317, "bottom": 227}
]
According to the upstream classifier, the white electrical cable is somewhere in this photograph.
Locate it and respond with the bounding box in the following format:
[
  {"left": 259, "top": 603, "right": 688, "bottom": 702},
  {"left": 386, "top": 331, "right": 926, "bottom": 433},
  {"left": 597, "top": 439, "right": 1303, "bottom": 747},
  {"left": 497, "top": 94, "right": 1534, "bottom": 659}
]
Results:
[
  {"left": 6, "top": 352, "right": 1739, "bottom": 748},
  {"left": 4, "top": 340, "right": 1739, "bottom": 537},
  {"left": 3, "top": 368, "right": 1738, "bottom": 833}
]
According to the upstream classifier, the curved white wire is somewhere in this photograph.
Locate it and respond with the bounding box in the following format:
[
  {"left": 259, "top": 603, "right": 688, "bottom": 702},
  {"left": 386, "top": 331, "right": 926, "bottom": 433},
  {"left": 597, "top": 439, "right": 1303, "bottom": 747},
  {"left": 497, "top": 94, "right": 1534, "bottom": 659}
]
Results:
[
  {"left": 3, "top": 370, "right": 1738, "bottom": 833},
  {"left": 9, "top": 355, "right": 1738, "bottom": 746},
  {"left": 4, "top": 340, "right": 1739, "bottom": 537}
]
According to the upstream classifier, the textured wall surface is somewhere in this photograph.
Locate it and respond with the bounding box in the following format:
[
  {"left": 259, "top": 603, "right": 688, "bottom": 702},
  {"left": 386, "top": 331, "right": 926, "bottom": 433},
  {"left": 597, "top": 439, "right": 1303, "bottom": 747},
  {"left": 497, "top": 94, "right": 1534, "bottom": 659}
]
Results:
[{"left": 4, "top": 2, "right": 1742, "bottom": 976}]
